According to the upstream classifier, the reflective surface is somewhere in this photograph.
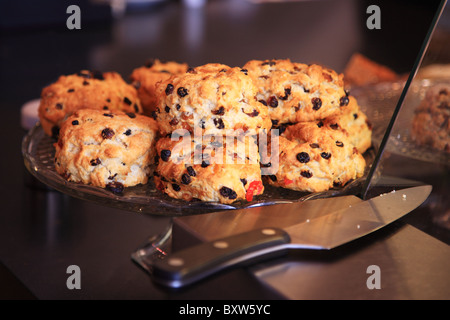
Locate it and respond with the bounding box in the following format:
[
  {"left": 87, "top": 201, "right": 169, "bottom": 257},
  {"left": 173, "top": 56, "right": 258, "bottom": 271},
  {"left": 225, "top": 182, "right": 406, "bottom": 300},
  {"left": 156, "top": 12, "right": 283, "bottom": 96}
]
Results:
[{"left": 354, "top": 79, "right": 450, "bottom": 165}]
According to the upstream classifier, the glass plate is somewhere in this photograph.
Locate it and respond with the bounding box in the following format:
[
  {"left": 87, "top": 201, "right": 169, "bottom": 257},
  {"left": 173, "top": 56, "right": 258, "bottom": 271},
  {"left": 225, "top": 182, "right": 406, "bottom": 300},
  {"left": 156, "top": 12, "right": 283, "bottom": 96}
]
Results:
[
  {"left": 353, "top": 79, "right": 450, "bottom": 166},
  {"left": 22, "top": 124, "right": 375, "bottom": 216}
]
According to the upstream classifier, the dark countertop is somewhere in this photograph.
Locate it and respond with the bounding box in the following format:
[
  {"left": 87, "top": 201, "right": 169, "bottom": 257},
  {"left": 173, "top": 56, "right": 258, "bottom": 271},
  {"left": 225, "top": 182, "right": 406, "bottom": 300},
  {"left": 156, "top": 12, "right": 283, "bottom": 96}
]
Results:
[{"left": 1, "top": 0, "right": 449, "bottom": 301}]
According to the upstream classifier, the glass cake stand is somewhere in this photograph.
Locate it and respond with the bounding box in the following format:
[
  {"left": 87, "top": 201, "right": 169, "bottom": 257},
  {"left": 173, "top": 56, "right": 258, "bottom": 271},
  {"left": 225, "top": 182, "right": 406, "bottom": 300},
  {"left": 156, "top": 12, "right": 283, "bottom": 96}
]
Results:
[{"left": 28, "top": 80, "right": 423, "bottom": 275}]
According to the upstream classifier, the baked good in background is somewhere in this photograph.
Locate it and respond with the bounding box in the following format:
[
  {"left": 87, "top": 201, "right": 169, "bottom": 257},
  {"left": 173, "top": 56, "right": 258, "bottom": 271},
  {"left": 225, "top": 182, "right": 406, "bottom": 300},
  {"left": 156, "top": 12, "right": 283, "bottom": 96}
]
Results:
[
  {"left": 260, "top": 121, "right": 366, "bottom": 192},
  {"left": 153, "top": 63, "right": 272, "bottom": 136},
  {"left": 130, "top": 59, "right": 189, "bottom": 116},
  {"left": 38, "top": 70, "right": 143, "bottom": 138},
  {"left": 343, "top": 53, "right": 400, "bottom": 87},
  {"left": 411, "top": 83, "right": 450, "bottom": 153},
  {"left": 243, "top": 59, "right": 348, "bottom": 125},
  {"left": 54, "top": 109, "right": 159, "bottom": 194},
  {"left": 154, "top": 134, "right": 264, "bottom": 204},
  {"left": 416, "top": 64, "right": 450, "bottom": 80}
]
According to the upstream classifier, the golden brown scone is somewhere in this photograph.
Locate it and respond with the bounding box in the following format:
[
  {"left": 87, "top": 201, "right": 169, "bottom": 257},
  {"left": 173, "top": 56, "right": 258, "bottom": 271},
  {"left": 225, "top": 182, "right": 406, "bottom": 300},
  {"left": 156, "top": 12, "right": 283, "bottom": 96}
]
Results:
[
  {"left": 154, "top": 134, "right": 264, "bottom": 204},
  {"left": 39, "top": 70, "right": 143, "bottom": 138},
  {"left": 260, "top": 122, "right": 366, "bottom": 192},
  {"left": 243, "top": 59, "right": 347, "bottom": 125},
  {"left": 411, "top": 84, "right": 450, "bottom": 153},
  {"left": 130, "top": 59, "right": 189, "bottom": 116},
  {"left": 322, "top": 95, "right": 372, "bottom": 154},
  {"left": 54, "top": 109, "right": 159, "bottom": 193},
  {"left": 153, "top": 63, "right": 272, "bottom": 136},
  {"left": 343, "top": 53, "right": 399, "bottom": 87}
]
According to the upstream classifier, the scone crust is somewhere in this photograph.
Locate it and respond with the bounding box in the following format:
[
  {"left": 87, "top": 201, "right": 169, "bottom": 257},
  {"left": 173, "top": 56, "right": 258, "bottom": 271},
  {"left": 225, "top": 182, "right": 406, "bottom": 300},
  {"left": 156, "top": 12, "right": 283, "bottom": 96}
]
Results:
[
  {"left": 130, "top": 59, "right": 189, "bottom": 116},
  {"left": 260, "top": 121, "right": 366, "bottom": 192},
  {"left": 39, "top": 70, "right": 143, "bottom": 137},
  {"left": 154, "top": 63, "right": 272, "bottom": 136},
  {"left": 154, "top": 134, "right": 264, "bottom": 204},
  {"left": 54, "top": 109, "right": 159, "bottom": 189},
  {"left": 322, "top": 95, "right": 372, "bottom": 154},
  {"left": 243, "top": 59, "right": 347, "bottom": 124}
]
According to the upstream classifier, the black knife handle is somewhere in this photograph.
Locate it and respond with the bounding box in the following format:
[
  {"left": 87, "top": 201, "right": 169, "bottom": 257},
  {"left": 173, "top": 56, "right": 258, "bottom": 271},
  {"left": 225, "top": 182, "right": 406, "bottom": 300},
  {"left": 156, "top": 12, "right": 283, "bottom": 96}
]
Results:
[{"left": 152, "top": 227, "right": 291, "bottom": 288}]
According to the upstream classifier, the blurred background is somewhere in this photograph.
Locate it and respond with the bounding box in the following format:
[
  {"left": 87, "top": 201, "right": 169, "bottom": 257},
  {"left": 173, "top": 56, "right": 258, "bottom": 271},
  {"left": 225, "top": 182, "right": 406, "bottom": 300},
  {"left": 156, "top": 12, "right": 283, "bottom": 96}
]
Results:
[{"left": 1, "top": 0, "right": 448, "bottom": 105}]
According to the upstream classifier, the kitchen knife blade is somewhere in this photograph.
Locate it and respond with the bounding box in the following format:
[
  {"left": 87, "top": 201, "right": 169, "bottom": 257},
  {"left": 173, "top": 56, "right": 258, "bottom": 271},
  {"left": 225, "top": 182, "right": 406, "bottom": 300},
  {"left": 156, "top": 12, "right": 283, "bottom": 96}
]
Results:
[
  {"left": 173, "top": 194, "right": 365, "bottom": 242},
  {"left": 152, "top": 185, "right": 432, "bottom": 288}
]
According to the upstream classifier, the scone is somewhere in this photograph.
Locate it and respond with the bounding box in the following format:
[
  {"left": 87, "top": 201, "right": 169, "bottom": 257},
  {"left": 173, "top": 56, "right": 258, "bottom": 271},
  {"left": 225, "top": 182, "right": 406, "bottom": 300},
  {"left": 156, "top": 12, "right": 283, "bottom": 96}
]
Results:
[
  {"left": 260, "top": 121, "right": 366, "bottom": 192},
  {"left": 153, "top": 63, "right": 272, "bottom": 136},
  {"left": 39, "top": 70, "right": 143, "bottom": 138},
  {"left": 154, "top": 133, "right": 264, "bottom": 204},
  {"left": 243, "top": 59, "right": 347, "bottom": 124},
  {"left": 54, "top": 109, "right": 159, "bottom": 193},
  {"left": 411, "top": 84, "right": 450, "bottom": 153},
  {"left": 322, "top": 95, "right": 372, "bottom": 154},
  {"left": 130, "top": 59, "right": 189, "bottom": 116}
]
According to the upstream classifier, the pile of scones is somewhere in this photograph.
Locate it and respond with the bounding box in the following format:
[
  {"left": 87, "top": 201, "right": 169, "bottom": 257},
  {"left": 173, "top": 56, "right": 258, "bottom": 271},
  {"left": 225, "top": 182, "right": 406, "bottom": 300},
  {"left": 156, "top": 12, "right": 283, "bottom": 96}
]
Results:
[{"left": 38, "top": 59, "right": 372, "bottom": 204}]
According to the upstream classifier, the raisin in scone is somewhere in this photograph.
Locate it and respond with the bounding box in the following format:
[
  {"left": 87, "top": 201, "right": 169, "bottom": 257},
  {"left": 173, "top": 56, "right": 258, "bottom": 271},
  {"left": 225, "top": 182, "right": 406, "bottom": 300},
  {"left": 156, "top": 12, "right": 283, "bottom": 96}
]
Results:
[
  {"left": 130, "top": 59, "right": 189, "bottom": 116},
  {"left": 154, "top": 133, "right": 264, "bottom": 204},
  {"left": 39, "top": 70, "right": 143, "bottom": 138},
  {"left": 260, "top": 121, "right": 366, "bottom": 192},
  {"left": 153, "top": 63, "right": 272, "bottom": 136},
  {"left": 411, "top": 84, "right": 450, "bottom": 153},
  {"left": 54, "top": 109, "right": 159, "bottom": 193},
  {"left": 243, "top": 59, "right": 348, "bottom": 124},
  {"left": 321, "top": 95, "right": 372, "bottom": 154}
]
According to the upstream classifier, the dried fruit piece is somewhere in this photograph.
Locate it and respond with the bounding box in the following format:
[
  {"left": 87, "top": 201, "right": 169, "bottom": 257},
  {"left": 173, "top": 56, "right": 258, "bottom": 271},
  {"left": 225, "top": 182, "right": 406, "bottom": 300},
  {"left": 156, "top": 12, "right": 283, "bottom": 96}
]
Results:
[
  {"left": 90, "top": 158, "right": 101, "bottom": 166},
  {"left": 300, "top": 170, "right": 313, "bottom": 178},
  {"left": 106, "top": 181, "right": 124, "bottom": 194},
  {"left": 296, "top": 152, "right": 310, "bottom": 163},
  {"left": 123, "top": 97, "right": 132, "bottom": 105},
  {"left": 336, "top": 141, "right": 344, "bottom": 147},
  {"left": 312, "top": 97, "right": 322, "bottom": 110},
  {"left": 165, "top": 84, "right": 174, "bottom": 95},
  {"left": 321, "top": 152, "right": 331, "bottom": 159},
  {"left": 160, "top": 149, "right": 171, "bottom": 162},
  {"left": 101, "top": 128, "right": 115, "bottom": 139},
  {"left": 177, "top": 87, "right": 189, "bottom": 97},
  {"left": 186, "top": 166, "right": 196, "bottom": 177},
  {"left": 245, "top": 181, "right": 263, "bottom": 202},
  {"left": 267, "top": 96, "right": 278, "bottom": 108},
  {"left": 220, "top": 186, "right": 237, "bottom": 200},
  {"left": 181, "top": 173, "right": 191, "bottom": 185}
]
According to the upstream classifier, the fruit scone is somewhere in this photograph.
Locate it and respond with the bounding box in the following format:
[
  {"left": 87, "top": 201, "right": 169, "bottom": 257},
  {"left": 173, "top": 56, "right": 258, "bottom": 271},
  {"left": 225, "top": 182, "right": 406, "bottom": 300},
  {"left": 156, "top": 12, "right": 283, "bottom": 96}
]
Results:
[
  {"left": 39, "top": 70, "right": 143, "bottom": 138},
  {"left": 130, "top": 59, "right": 189, "bottom": 116},
  {"left": 259, "top": 121, "right": 366, "bottom": 193},
  {"left": 54, "top": 109, "right": 159, "bottom": 194},
  {"left": 154, "top": 133, "right": 264, "bottom": 204},
  {"left": 153, "top": 63, "right": 272, "bottom": 136},
  {"left": 243, "top": 59, "right": 348, "bottom": 124},
  {"left": 411, "top": 83, "right": 450, "bottom": 153}
]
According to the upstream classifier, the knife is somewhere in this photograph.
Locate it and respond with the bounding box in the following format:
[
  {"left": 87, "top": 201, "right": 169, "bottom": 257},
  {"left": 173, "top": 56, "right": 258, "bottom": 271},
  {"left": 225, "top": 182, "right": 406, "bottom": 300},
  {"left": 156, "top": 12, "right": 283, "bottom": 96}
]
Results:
[{"left": 151, "top": 185, "right": 432, "bottom": 288}]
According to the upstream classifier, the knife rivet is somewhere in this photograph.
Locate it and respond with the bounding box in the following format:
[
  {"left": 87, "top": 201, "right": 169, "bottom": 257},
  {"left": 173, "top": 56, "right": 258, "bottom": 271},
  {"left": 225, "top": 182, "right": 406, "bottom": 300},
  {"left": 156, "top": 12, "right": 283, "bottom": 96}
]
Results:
[
  {"left": 168, "top": 257, "right": 184, "bottom": 267},
  {"left": 262, "top": 228, "right": 276, "bottom": 236},
  {"left": 213, "top": 241, "right": 229, "bottom": 249}
]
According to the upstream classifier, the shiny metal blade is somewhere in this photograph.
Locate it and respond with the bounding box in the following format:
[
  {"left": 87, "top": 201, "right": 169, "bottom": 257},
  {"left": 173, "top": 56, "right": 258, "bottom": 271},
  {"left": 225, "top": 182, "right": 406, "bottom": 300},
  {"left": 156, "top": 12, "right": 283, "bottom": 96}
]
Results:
[
  {"left": 152, "top": 185, "right": 432, "bottom": 288},
  {"left": 174, "top": 195, "right": 363, "bottom": 242},
  {"left": 285, "top": 185, "right": 433, "bottom": 249}
]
